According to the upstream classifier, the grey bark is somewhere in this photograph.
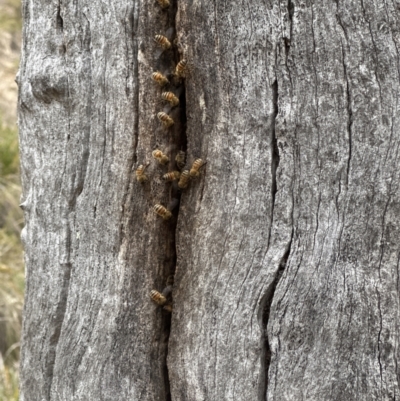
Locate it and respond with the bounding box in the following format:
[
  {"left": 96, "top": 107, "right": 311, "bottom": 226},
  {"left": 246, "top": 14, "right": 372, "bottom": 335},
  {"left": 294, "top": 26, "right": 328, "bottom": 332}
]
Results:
[{"left": 18, "top": 0, "right": 400, "bottom": 400}]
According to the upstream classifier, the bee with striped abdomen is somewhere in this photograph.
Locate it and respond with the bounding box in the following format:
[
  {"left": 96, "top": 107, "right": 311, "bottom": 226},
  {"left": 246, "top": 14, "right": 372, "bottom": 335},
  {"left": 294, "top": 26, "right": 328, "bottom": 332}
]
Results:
[
  {"left": 135, "top": 164, "right": 149, "bottom": 183},
  {"left": 189, "top": 158, "right": 206, "bottom": 178},
  {"left": 178, "top": 170, "right": 190, "bottom": 189},
  {"left": 150, "top": 290, "right": 167, "bottom": 305},
  {"left": 161, "top": 91, "right": 179, "bottom": 107},
  {"left": 163, "top": 171, "right": 181, "bottom": 181},
  {"left": 154, "top": 34, "right": 171, "bottom": 50},
  {"left": 175, "top": 59, "right": 188, "bottom": 78},
  {"left": 152, "top": 149, "right": 169, "bottom": 165},
  {"left": 153, "top": 204, "right": 172, "bottom": 220},
  {"left": 157, "top": 112, "right": 174, "bottom": 128},
  {"left": 152, "top": 71, "right": 169, "bottom": 86}
]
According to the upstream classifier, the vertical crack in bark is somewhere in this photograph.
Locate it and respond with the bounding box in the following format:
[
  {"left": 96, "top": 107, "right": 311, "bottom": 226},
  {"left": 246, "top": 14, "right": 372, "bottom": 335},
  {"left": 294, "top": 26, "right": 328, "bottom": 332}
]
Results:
[
  {"left": 336, "top": 8, "right": 352, "bottom": 183},
  {"left": 56, "top": 3, "right": 63, "bottom": 33},
  {"left": 343, "top": 56, "right": 352, "bottom": 183},
  {"left": 284, "top": 0, "right": 294, "bottom": 58},
  {"left": 132, "top": 1, "right": 140, "bottom": 166},
  {"left": 376, "top": 288, "right": 383, "bottom": 385},
  {"left": 267, "top": 80, "right": 279, "bottom": 249},
  {"left": 159, "top": 1, "right": 187, "bottom": 399},
  {"left": 259, "top": 241, "right": 292, "bottom": 401},
  {"left": 259, "top": 78, "right": 291, "bottom": 400}
]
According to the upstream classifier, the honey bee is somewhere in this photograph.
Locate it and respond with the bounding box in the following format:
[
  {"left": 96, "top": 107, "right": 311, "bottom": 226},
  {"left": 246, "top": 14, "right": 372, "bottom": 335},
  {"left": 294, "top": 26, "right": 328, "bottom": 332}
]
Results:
[
  {"left": 153, "top": 204, "right": 172, "bottom": 220},
  {"left": 152, "top": 71, "right": 169, "bottom": 86},
  {"left": 152, "top": 149, "right": 169, "bottom": 165},
  {"left": 175, "top": 150, "right": 186, "bottom": 170},
  {"left": 150, "top": 290, "right": 167, "bottom": 305},
  {"left": 189, "top": 158, "right": 206, "bottom": 178},
  {"left": 178, "top": 170, "right": 190, "bottom": 189},
  {"left": 135, "top": 164, "right": 149, "bottom": 183},
  {"left": 157, "top": 112, "right": 174, "bottom": 128},
  {"left": 175, "top": 59, "right": 188, "bottom": 78},
  {"left": 156, "top": 0, "right": 170, "bottom": 9},
  {"left": 163, "top": 304, "right": 173, "bottom": 312},
  {"left": 154, "top": 35, "right": 171, "bottom": 50},
  {"left": 163, "top": 171, "right": 181, "bottom": 181},
  {"left": 161, "top": 91, "right": 179, "bottom": 107}
]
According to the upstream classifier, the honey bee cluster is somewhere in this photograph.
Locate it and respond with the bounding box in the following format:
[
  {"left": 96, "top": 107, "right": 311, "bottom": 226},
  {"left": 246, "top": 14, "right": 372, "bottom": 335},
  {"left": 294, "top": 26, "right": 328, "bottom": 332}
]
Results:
[{"left": 134, "top": 1, "right": 207, "bottom": 315}]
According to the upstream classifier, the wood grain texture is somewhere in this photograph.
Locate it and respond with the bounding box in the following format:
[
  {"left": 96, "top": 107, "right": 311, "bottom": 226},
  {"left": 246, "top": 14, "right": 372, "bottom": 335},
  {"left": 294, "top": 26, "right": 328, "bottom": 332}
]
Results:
[
  {"left": 19, "top": 0, "right": 182, "bottom": 399},
  {"left": 268, "top": 1, "right": 400, "bottom": 399},
  {"left": 18, "top": 0, "right": 400, "bottom": 400}
]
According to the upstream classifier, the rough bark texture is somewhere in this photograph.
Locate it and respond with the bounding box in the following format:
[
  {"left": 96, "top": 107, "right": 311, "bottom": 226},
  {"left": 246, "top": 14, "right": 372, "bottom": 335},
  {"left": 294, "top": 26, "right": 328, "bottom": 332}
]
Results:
[{"left": 18, "top": 0, "right": 400, "bottom": 401}]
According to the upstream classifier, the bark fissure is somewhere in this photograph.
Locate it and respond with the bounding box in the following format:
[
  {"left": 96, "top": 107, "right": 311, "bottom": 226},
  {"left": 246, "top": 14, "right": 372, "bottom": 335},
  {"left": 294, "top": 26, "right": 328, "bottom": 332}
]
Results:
[
  {"left": 259, "top": 240, "right": 292, "bottom": 401},
  {"left": 336, "top": 9, "right": 352, "bottom": 183},
  {"left": 56, "top": 3, "right": 63, "bottom": 33},
  {"left": 259, "top": 76, "right": 291, "bottom": 400},
  {"left": 376, "top": 288, "right": 383, "bottom": 385},
  {"left": 343, "top": 51, "right": 352, "bottom": 183},
  {"left": 132, "top": 1, "right": 140, "bottom": 166},
  {"left": 159, "top": 0, "right": 187, "bottom": 399},
  {"left": 288, "top": 0, "right": 294, "bottom": 40},
  {"left": 268, "top": 80, "right": 279, "bottom": 249}
]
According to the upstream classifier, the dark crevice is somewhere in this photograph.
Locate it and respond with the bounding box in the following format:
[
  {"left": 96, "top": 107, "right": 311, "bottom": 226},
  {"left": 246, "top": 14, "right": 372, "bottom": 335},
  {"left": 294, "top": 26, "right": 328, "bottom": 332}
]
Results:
[
  {"left": 56, "top": 4, "right": 63, "bottom": 33},
  {"left": 132, "top": 0, "right": 140, "bottom": 166},
  {"left": 342, "top": 45, "right": 352, "bottom": 183},
  {"left": 159, "top": 0, "right": 187, "bottom": 399},
  {"left": 286, "top": 0, "right": 294, "bottom": 56},
  {"left": 376, "top": 288, "right": 383, "bottom": 384},
  {"left": 258, "top": 240, "right": 292, "bottom": 401},
  {"left": 288, "top": 0, "right": 294, "bottom": 25},
  {"left": 260, "top": 75, "right": 292, "bottom": 400},
  {"left": 267, "top": 80, "right": 279, "bottom": 249},
  {"left": 335, "top": 6, "right": 352, "bottom": 184}
]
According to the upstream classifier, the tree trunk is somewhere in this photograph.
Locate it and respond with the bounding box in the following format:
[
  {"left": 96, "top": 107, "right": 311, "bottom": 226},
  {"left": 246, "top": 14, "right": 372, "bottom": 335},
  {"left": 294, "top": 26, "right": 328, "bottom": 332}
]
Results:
[{"left": 18, "top": 0, "right": 400, "bottom": 400}]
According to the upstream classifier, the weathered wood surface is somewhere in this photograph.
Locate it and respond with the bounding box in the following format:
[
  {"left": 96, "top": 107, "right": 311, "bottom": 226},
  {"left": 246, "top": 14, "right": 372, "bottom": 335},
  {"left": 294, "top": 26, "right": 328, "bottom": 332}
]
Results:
[{"left": 18, "top": 0, "right": 400, "bottom": 400}]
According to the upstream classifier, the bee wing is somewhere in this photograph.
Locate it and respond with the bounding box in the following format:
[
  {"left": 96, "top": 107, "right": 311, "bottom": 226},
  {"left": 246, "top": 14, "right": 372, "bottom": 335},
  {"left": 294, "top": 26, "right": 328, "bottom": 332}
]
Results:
[
  {"left": 160, "top": 105, "right": 173, "bottom": 115},
  {"left": 167, "top": 198, "right": 180, "bottom": 211},
  {"left": 162, "top": 285, "right": 173, "bottom": 297},
  {"left": 173, "top": 86, "right": 184, "bottom": 97},
  {"left": 154, "top": 48, "right": 164, "bottom": 59},
  {"left": 165, "top": 27, "right": 175, "bottom": 40},
  {"left": 162, "top": 144, "right": 176, "bottom": 154}
]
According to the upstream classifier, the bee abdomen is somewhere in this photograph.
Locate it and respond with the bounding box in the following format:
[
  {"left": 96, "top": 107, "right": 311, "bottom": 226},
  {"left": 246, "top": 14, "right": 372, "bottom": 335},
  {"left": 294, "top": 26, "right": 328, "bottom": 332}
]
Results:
[
  {"left": 163, "top": 171, "right": 181, "bottom": 181},
  {"left": 190, "top": 158, "right": 205, "bottom": 178},
  {"left": 161, "top": 91, "right": 179, "bottom": 107},
  {"left": 154, "top": 35, "right": 171, "bottom": 50},
  {"left": 150, "top": 290, "right": 167, "bottom": 305},
  {"left": 157, "top": 112, "right": 174, "bottom": 128},
  {"left": 153, "top": 204, "right": 172, "bottom": 220},
  {"left": 135, "top": 165, "right": 148, "bottom": 182},
  {"left": 175, "top": 59, "right": 188, "bottom": 78},
  {"left": 152, "top": 71, "right": 169, "bottom": 86},
  {"left": 178, "top": 170, "right": 191, "bottom": 189}
]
